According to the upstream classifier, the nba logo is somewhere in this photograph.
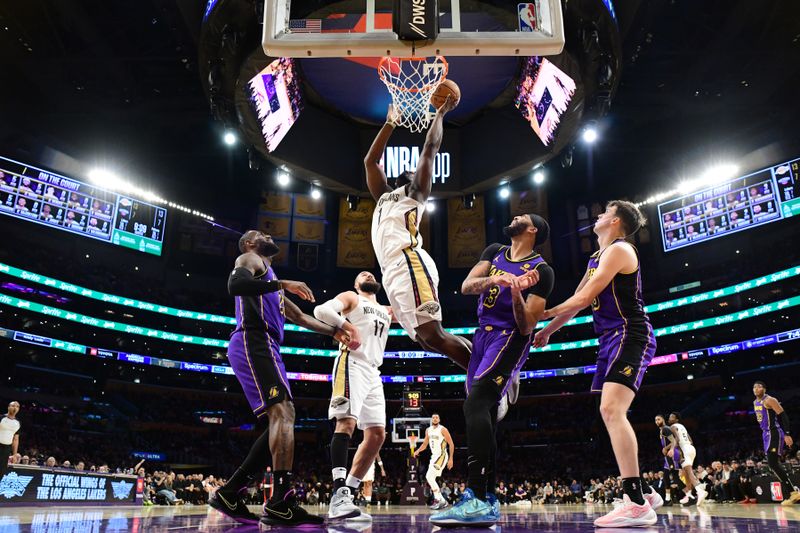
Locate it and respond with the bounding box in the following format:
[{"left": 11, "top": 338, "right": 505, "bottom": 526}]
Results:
[
  {"left": 518, "top": 3, "right": 538, "bottom": 32},
  {"left": 771, "top": 481, "right": 784, "bottom": 501}
]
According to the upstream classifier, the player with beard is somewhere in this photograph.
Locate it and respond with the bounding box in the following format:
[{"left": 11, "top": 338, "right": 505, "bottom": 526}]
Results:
[
  {"left": 655, "top": 414, "right": 680, "bottom": 506},
  {"left": 365, "top": 99, "right": 473, "bottom": 372},
  {"left": 431, "top": 214, "right": 554, "bottom": 527},
  {"left": 313, "top": 272, "right": 392, "bottom": 520},
  {"left": 752, "top": 381, "right": 800, "bottom": 505},
  {"left": 209, "top": 230, "right": 360, "bottom": 527}
]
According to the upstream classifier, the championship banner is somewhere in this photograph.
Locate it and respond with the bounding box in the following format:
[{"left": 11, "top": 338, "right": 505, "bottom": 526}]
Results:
[
  {"left": 293, "top": 195, "right": 326, "bottom": 219},
  {"left": 0, "top": 466, "right": 140, "bottom": 505},
  {"left": 510, "top": 190, "right": 552, "bottom": 261},
  {"left": 292, "top": 218, "right": 326, "bottom": 243},
  {"left": 273, "top": 240, "right": 290, "bottom": 267},
  {"left": 447, "top": 196, "right": 486, "bottom": 268},
  {"left": 259, "top": 191, "right": 292, "bottom": 215},
  {"left": 255, "top": 215, "right": 291, "bottom": 241},
  {"left": 337, "top": 197, "right": 376, "bottom": 269}
]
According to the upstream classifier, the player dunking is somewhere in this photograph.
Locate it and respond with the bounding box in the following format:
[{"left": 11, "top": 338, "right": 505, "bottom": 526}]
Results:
[
  {"left": 667, "top": 412, "right": 707, "bottom": 505},
  {"left": 365, "top": 99, "right": 472, "bottom": 371},
  {"left": 431, "top": 213, "right": 554, "bottom": 526},
  {"left": 313, "top": 272, "right": 392, "bottom": 520},
  {"left": 655, "top": 414, "right": 681, "bottom": 506},
  {"left": 209, "top": 230, "right": 359, "bottom": 527},
  {"left": 413, "top": 414, "right": 455, "bottom": 510},
  {"left": 753, "top": 381, "right": 800, "bottom": 505},
  {"left": 536, "top": 201, "right": 659, "bottom": 527}
]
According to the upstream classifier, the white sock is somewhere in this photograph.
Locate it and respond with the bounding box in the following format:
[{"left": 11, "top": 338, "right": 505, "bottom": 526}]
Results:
[
  {"left": 345, "top": 474, "right": 361, "bottom": 492},
  {"left": 332, "top": 467, "right": 347, "bottom": 483}
]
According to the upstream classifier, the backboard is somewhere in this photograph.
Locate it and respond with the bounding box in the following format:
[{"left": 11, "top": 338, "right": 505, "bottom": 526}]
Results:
[{"left": 263, "top": 0, "right": 565, "bottom": 58}]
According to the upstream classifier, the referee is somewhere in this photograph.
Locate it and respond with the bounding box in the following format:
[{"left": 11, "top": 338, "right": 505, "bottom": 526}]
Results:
[{"left": 1, "top": 401, "right": 21, "bottom": 480}]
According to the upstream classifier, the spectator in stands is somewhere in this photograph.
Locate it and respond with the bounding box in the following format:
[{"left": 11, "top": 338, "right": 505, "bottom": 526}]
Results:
[
  {"left": 570, "top": 479, "right": 583, "bottom": 501},
  {"left": 45, "top": 456, "right": 56, "bottom": 468},
  {"left": 496, "top": 481, "right": 508, "bottom": 504},
  {"left": 307, "top": 486, "right": 320, "bottom": 505}
]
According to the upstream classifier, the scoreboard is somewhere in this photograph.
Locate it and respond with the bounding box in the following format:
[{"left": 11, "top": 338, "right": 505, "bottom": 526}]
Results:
[
  {"left": 0, "top": 156, "right": 167, "bottom": 256},
  {"left": 658, "top": 157, "right": 800, "bottom": 252},
  {"left": 403, "top": 389, "right": 422, "bottom": 415}
]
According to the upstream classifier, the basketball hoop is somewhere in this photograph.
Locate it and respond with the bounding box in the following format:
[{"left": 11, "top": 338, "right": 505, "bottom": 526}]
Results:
[{"left": 378, "top": 56, "right": 448, "bottom": 133}]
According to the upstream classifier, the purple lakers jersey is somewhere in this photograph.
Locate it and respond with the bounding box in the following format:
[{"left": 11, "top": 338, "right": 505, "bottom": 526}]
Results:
[
  {"left": 478, "top": 245, "right": 547, "bottom": 330},
  {"left": 233, "top": 263, "right": 286, "bottom": 343},
  {"left": 754, "top": 396, "right": 781, "bottom": 434},
  {"left": 587, "top": 239, "right": 650, "bottom": 335}
]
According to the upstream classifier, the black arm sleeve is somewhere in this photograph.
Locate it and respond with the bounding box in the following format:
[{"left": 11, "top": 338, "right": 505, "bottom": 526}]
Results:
[
  {"left": 479, "top": 243, "right": 504, "bottom": 263},
  {"left": 779, "top": 410, "right": 791, "bottom": 435},
  {"left": 227, "top": 268, "right": 281, "bottom": 296},
  {"left": 527, "top": 264, "right": 555, "bottom": 300}
]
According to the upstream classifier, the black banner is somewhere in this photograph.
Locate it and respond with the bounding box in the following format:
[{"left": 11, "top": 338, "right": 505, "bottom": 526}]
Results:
[
  {"left": 0, "top": 466, "right": 141, "bottom": 505},
  {"left": 393, "top": 0, "right": 439, "bottom": 41},
  {"left": 752, "top": 473, "right": 800, "bottom": 503}
]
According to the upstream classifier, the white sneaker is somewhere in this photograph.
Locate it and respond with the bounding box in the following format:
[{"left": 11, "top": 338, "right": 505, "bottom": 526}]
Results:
[
  {"left": 679, "top": 493, "right": 690, "bottom": 505},
  {"left": 645, "top": 489, "right": 664, "bottom": 510},
  {"left": 695, "top": 486, "right": 707, "bottom": 506},
  {"left": 328, "top": 487, "right": 361, "bottom": 520},
  {"left": 497, "top": 395, "right": 509, "bottom": 423},
  {"left": 507, "top": 371, "right": 520, "bottom": 404},
  {"left": 593, "top": 494, "right": 657, "bottom": 528},
  {"left": 429, "top": 499, "right": 449, "bottom": 510}
]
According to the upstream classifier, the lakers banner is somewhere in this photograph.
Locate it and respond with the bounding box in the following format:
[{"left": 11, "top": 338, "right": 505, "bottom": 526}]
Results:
[
  {"left": 292, "top": 218, "right": 325, "bottom": 243},
  {"left": 255, "top": 215, "right": 291, "bottom": 241},
  {"left": 293, "top": 195, "right": 326, "bottom": 219},
  {"left": 510, "top": 191, "right": 552, "bottom": 260},
  {"left": 510, "top": 190, "right": 547, "bottom": 217},
  {"left": 272, "top": 240, "right": 290, "bottom": 267},
  {"left": 259, "top": 192, "right": 292, "bottom": 215},
  {"left": 337, "top": 198, "right": 376, "bottom": 269},
  {"left": 448, "top": 196, "right": 486, "bottom": 268}
]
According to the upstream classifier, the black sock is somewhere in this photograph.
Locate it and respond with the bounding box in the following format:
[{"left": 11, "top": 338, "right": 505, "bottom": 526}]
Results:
[
  {"left": 467, "top": 455, "right": 488, "bottom": 498},
  {"left": 640, "top": 476, "right": 653, "bottom": 494},
  {"left": 622, "top": 477, "right": 645, "bottom": 505},
  {"left": 224, "top": 427, "right": 271, "bottom": 492},
  {"left": 271, "top": 470, "right": 293, "bottom": 501},
  {"left": 463, "top": 381, "right": 499, "bottom": 499},
  {"left": 486, "top": 410, "right": 498, "bottom": 498},
  {"left": 331, "top": 432, "right": 350, "bottom": 490}
]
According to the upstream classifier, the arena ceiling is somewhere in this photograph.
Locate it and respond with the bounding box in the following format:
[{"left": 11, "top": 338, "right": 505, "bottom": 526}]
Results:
[{"left": 0, "top": 1, "right": 798, "bottom": 215}]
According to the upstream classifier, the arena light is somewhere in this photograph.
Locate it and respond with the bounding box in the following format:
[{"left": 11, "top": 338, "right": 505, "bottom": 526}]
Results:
[
  {"left": 223, "top": 130, "right": 237, "bottom": 146},
  {"left": 276, "top": 171, "right": 291, "bottom": 187},
  {"left": 88, "top": 167, "right": 214, "bottom": 221},
  {"left": 426, "top": 201, "right": 436, "bottom": 213},
  {"left": 638, "top": 162, "right": 741, "bottom": 207},
  {"left": 498, "top": 185, "right": 510, "bottom": 199},
  {"left": 310, "top": 186, "right": 322, "bottom": 200},
  {"left": 582, "top": 126, "right": 598, "bottom": 144},
  {"left": 532, "top": 170, "right": 545, "bottom": 185}
]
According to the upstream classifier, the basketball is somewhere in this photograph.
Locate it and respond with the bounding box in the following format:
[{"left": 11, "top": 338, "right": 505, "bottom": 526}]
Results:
[{"left": 430, "top": 79, "right": 461, "bottom": 109}]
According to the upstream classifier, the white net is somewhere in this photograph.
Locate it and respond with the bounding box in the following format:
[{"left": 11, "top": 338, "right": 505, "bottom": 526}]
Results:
[{"left": 378, "top": 56, "right": 448, "bottom": 133}]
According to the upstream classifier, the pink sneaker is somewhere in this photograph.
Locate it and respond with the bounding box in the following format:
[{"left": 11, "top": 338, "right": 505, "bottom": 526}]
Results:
[
  {"left": 644, "top": 489, "right": 664, "bottom": 510},
  {"left": 593, "top": 495, "right": 657, "bottom": 528}
]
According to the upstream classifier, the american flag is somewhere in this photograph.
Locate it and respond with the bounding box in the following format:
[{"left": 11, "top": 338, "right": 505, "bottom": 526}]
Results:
[{"left": 289, "top": 19, "right": 322, "bottom": 33}]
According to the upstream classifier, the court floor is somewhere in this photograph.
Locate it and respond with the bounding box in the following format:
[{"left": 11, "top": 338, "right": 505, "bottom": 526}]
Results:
[{"left": 1, "top": 502, "right": 799, "bottom": 532}]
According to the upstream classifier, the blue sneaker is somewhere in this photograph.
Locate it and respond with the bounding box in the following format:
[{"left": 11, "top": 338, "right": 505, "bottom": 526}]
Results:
[
  {"left": 485, "top": 493, "right": 501, "bottom": 521},
  {"left": 430, "top": 488, "right": 497, "bottom": 527}
]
